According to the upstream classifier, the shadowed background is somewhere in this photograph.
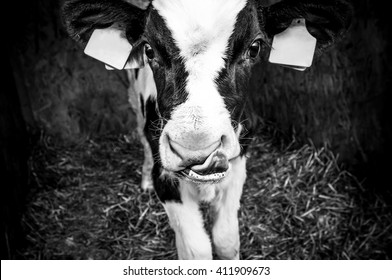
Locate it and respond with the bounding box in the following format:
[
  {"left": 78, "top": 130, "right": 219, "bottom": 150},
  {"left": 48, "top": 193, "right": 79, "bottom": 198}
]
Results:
[{"left": 10, "top": 0, "right": 391, "bottom": 180}]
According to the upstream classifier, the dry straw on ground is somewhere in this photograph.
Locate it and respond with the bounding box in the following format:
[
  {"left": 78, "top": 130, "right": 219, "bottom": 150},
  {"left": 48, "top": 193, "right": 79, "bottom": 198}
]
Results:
[{"left": 19, "top": 125, "right": 392, "bottom": 259}]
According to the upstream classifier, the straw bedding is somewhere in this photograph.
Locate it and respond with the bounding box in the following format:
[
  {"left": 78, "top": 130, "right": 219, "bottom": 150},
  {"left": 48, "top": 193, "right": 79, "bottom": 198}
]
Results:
[{"left": 19, "top": 124, "right": 392, "bottom": 259}]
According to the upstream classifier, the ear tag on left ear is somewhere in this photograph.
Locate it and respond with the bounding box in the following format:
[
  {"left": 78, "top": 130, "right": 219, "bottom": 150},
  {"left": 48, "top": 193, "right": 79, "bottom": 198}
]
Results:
[
  {"left": 268, "top": 18, "right": 316, "bottom": 71},
  {"left": 85, "top": 28, "right": 143, "bottom": 70}
]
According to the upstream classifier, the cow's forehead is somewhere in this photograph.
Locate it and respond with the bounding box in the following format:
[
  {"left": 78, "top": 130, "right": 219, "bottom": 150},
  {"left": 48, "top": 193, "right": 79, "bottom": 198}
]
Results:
[
  {"left": 152, "top": 0, "right": 247, "bottom": 68},
  {"left": 151, "top": 0, "right": 249, "bottom": 111}
]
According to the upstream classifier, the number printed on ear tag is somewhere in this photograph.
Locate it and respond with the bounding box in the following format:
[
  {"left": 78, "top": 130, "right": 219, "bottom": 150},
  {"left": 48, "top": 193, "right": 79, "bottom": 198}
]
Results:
[
  {"left": 84, "top": 28, "right": 134, "bottom": 70},
  {"left": 268, "top": 18, "right": 317, "bottom": 71}
]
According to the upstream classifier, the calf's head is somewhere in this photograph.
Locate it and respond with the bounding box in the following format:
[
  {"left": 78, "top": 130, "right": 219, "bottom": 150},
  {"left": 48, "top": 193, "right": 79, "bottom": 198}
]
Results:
[{"left": 63, "top": 0, "right": 352, "bottom": 184}]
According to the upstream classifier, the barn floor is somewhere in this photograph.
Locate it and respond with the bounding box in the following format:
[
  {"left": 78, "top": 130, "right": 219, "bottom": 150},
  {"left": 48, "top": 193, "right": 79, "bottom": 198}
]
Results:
[{"left": 17, "top": 125, "right": 392, "bottom": 260}]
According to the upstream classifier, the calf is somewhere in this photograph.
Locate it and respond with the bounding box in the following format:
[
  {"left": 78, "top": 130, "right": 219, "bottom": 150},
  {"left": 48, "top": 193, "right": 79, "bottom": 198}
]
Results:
[{"left": 62, "top": 0, "right": 352, "bottom": 259}]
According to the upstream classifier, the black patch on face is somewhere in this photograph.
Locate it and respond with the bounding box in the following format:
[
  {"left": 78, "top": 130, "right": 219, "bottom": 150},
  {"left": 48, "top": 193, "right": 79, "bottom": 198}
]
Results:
[
  {"left": 139, "top": 94, "right": 145, "bottom": 118},
  {"left": 144, "top": 9, "right": 189, "bottom": 121},
  {"left": 139, "top": 9, "right": 190, "bottom": 203},
  {"left": 216, "top": 2, "right": 263, "bottom": 155}
]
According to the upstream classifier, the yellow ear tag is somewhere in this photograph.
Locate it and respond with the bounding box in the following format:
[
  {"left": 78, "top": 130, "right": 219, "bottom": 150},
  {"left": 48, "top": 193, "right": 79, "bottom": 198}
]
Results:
[
  {"left": 84, "top": 28, "right": 144, "bottom": 70},
  {"left": 268, "top": 18, "right": 316, "bottom": 71}
]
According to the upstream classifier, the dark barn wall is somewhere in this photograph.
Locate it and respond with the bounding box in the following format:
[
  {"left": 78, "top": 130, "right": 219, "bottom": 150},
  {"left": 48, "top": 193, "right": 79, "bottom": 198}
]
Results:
[
  {"left": 2, "top": 55, "right": 30, "bottom": 259},
  {"left": 13, "top": 0, "right": 136, "bottom": 142},
  {"left": 248, "top": 0, "right": 392, "bottom": 187},
  {"left": 10, "top": 1, "right": 392, "bottom": 186}
]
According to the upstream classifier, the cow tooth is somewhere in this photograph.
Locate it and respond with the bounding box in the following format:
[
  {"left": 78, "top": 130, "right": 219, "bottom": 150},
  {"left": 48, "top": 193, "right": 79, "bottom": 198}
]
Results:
[{"left": 188, "top": 170, "right": 226, "bottom": 181}]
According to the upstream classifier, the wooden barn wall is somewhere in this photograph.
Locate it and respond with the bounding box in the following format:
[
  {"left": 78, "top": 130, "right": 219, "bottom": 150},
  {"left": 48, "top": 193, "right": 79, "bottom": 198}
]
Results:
[{"left": 11, "top": 0, "right": 391, "bottom": 173}]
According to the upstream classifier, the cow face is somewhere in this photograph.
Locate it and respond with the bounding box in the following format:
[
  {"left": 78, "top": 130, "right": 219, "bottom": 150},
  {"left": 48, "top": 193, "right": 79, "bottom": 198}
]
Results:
[
  {"left": 142, "top": 0, "right": 262, "bottom": 184},
  {"left": 62, "top": 0, "right": 352, "bottom": 186}
]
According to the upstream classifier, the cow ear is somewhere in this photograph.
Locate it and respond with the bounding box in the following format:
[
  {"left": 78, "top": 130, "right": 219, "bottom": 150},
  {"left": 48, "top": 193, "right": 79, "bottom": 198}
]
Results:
[
  {"left": 262, "top": 0, "right": 353, "bottom": 55},
  {"left": 61, "top": 0, "right": 148, "bottom": 45}
]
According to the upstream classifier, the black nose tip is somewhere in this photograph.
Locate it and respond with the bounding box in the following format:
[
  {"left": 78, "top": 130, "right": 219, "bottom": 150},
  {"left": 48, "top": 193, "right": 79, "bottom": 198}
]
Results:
[{"left": 190, "top": 152, "right": 229, "bottom": 175}]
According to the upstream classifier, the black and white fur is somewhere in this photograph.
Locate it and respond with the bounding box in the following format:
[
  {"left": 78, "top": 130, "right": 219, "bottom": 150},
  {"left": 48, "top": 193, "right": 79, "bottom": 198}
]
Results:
[{"left": 62, "top": 0, "right": 352, "bottom": 259}]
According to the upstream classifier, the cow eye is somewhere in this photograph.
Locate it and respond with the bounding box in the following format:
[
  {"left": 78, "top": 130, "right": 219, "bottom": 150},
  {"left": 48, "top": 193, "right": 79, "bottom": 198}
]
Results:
[
  {"left": 247, "top": 40, "right": 261, "bottom": 59},
  {"left": 145, "top": 44, "right": 155, "bottom": 60}
]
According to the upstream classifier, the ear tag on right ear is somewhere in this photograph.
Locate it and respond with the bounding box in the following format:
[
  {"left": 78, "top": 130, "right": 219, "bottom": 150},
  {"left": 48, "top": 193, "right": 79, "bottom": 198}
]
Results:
[
  {"left": 268, "top": 18, "right": 316, "bottom": 71},
  {"left": 85, "top": 28, "right": 144, "bottom": 70}
]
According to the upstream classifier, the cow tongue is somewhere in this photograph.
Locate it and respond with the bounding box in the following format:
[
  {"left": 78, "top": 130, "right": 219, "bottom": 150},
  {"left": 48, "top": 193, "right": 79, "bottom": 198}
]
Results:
[{"left": 190, "top": 151, "right": 229, "bottom": 175}]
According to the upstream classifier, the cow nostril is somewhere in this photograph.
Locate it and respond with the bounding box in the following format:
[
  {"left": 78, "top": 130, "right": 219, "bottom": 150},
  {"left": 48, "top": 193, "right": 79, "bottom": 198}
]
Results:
[{"left": 221, "top": 134, "right": 229, "bottom": 148}]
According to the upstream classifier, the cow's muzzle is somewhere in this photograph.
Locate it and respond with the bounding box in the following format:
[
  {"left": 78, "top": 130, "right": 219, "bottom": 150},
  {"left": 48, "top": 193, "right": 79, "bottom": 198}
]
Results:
[{"left": 159, "top": 105, "right": 241, "bottom": 182}]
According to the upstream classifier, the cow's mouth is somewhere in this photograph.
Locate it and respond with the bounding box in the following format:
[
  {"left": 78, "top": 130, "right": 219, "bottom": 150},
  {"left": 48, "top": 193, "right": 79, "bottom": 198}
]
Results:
[
  {"left": 176, "top": 151, "right": 230, "bottom": 183},
  {"left": 178, "top": 168, "right": 228, "bottom": 183}
]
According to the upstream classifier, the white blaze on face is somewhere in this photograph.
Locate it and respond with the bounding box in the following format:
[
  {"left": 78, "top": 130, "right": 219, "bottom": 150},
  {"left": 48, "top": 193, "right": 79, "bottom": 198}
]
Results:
[
  {"left": 153, "top": 0, "right": 246, "bottom": 108},
  {"left": 153, "top": 0, "right": 246, "bottom": 171}
]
